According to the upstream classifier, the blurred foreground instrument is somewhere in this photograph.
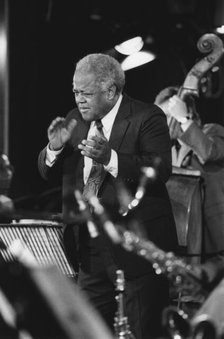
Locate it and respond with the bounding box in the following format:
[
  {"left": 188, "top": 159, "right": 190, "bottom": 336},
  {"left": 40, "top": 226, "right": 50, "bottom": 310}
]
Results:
[
  {"left": 87, "top": 194, "right": 224, "bottom": 338},
  {"left": 114, "top": 270, "right": 135, "bottom": 339},
  {"left": 88, "top": 195, "right": 216, "bottom": 338},
  {"left": 0, "top": 261, "right": 114, "bottom": 339},
  {"left": 116, "top": 166, "right": 156, "bottom": 216},
  {"left": 74, "top": 189, "right": 99, "bottom": 238},
  {"left": 116, "top": 225, "right": 206, "bottom": 299},
  {"left": 88, "top": 195, "right": 206, "bottom": 298}
]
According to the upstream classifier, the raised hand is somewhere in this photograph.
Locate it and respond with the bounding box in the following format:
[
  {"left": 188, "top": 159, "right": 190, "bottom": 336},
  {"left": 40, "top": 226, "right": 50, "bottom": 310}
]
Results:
[
  {"left": 167, "top": 95, "right": 189, "bottom": 121},
  {"left": 78, "top": 135, "right": 111, "bottom": 165},
  {"left": 47, "top": 117, "right": 77, "bottom": 150}
]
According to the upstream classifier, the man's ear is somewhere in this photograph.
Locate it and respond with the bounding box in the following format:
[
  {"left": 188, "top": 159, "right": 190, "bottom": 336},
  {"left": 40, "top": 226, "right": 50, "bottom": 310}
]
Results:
[{"left": 107, "top": 84, "right": 117, "bottom": 100}]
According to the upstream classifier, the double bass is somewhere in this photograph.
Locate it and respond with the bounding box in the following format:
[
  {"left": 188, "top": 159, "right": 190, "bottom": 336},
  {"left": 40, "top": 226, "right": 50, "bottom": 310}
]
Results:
[
  {"left": 166, "top": 33, "right": 224, "bottom": 265},
  {"left": 178, "top": 33, "right": 224, "bottom": 100}
]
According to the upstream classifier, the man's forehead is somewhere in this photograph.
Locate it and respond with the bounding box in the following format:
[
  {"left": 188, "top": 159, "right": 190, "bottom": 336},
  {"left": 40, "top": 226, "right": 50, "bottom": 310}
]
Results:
[{"left": 73, "top": 72, "right": 96, "bottom": 89}]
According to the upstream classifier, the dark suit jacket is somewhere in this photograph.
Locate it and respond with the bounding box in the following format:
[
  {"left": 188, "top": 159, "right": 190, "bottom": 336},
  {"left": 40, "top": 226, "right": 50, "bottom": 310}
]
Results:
[{"left": 38, "top": 94, "right": 178, "bottom": 278}]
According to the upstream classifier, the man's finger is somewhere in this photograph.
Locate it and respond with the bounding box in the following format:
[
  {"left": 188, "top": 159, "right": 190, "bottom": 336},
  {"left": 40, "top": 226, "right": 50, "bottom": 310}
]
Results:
[
  {"left": 67, "top": 119, "right": 77, "bottom": 133},
  {"left": 82, "top": 139, "right": 95, "bottom": 147}
]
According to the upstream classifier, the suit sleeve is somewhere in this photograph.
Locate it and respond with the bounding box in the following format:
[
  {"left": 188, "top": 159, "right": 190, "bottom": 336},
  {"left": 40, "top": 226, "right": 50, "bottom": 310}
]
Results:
[
  {"left": 180, "top": 122, "right": 224, "bottom": 164},
  {"left": 38, "top": 147, "right": 50, "bottom": 180}
]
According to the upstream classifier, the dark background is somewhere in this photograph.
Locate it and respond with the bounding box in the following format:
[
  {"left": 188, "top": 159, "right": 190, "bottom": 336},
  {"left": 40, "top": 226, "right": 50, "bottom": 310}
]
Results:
[{"left": 7, "top": 0, "right": 224, "bottom": 210}]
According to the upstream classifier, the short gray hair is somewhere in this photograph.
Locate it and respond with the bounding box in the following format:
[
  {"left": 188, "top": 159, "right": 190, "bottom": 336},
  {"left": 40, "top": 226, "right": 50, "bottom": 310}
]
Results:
[{"left": 75, "top": 53, "right": 125, "bottom": 93}]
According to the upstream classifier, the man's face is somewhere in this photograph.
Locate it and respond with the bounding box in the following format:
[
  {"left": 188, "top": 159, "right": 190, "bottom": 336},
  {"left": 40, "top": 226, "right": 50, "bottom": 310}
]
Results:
[{"left": 73, "top": 72, "right": 111, "bottom": 122}]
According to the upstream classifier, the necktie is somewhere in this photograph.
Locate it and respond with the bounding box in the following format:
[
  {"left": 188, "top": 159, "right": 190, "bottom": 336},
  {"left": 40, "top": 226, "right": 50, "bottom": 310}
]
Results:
[
  {"left": 82, "top": 120, "right": 106, "bottom": 201},
  {"left": 172, "top": 139, "right": 181, "bottom": 152}
]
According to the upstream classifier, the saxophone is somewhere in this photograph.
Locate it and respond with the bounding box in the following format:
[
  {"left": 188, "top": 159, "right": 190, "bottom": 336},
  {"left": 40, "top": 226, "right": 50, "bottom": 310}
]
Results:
[
  {"left": 119, "top": 227, "right": 207, "bottom": 299},
  {"left": 114, "top": 270, "right": 135, "bottom": 339},
  {"left": 117, "top": 228, "right": 220, "bottom": 338},
  {"left": 87, "top": 194, "right": 218, "bottom": 338}
]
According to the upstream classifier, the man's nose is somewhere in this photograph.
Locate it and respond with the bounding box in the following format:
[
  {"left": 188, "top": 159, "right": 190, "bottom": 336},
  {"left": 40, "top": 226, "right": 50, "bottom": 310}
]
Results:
[{"left": 76, "top": 93, "right": 86, "bottom": 102}]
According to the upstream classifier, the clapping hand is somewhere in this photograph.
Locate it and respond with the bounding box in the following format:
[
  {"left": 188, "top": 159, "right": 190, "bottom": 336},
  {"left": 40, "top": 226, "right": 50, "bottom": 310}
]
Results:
[
  {"left": 78, "top": 135, "right": 111, "bottom": 165},
  {"left": 48, "top": 117, "right": 77, "bottom": 150}
]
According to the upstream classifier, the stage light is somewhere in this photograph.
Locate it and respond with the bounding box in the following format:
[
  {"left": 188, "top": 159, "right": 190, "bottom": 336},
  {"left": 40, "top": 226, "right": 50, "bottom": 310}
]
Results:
[
  {"left": 121, "top": 50, "right": 156, "bottom": 71},
  {"left": 214, "top": 1, "right": 224, "bottom": 34},
  {"left": 114, "top": 36, "right": 144, "bottom": 55},
  {"left": 215, "top": 25, "right": 224, "bottom": 34}
]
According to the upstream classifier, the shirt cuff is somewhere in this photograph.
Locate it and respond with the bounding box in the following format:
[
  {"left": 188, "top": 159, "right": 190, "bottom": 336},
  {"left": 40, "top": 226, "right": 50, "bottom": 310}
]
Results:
[
  {"left": 180, "top": 119, "right": 193, "bottom": 132},
  {"left": 46, "top": 143, "right": 63, "bottom": 167},
  {"left": 104, "top": 149, "right": 118, "bottom": 177}
]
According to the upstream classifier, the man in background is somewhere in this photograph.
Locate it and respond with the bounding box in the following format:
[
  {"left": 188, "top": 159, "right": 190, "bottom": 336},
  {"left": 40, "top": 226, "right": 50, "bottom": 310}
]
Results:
[{"left": 155, "top": 86, "right": 224, "bottom": 265}]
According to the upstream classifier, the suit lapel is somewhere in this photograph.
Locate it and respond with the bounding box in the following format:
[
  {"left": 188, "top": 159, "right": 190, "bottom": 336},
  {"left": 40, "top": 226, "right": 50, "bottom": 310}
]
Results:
[{"left": 109, "top": 95, "right": 131, "bottom": 151}]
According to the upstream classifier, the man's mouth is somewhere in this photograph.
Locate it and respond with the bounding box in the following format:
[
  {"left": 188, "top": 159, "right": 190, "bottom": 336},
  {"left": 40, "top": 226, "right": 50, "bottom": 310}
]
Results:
[{"left": 79, "top": 107, "right": 89, "bottom": 112}]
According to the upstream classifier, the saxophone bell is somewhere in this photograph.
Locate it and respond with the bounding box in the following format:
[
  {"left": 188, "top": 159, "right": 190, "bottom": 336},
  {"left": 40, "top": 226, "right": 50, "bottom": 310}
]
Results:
[
  {"left": 162, "top": 306, "right": 190, "bottom": 339},
  {"left": 191, "top": 314, "right": 218, "bottom": 339},
  {"left": 162, "top": 308, "right": 218, "bottom": 339}
]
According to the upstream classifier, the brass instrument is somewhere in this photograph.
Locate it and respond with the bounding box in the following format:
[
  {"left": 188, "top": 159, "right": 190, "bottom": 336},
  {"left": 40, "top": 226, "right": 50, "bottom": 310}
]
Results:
[
  {"left": 87, "top": 195, "right": 217, "bottom": 338},
  {"left": 117, "top": 227, "right": 221, "bottom": 339},
  {"left": 191, "top": 314, "right": 217, "bottom": 339},
  {"left": 119, "top": 226, "right": 206, "bottom": 297},
  {"left": 114, "top": 269, "right": 135, "bottom": 339},
  {"left": 88, "top": 194, "right": 205, "bottom": 299},
  {"left": 118, "top": 228, "right": 223, "bottom": 338},
  {"left": 162, "top": 307, "right": 218, "bottom": 339},
  {"left": 116, "top": 167, "right": 157, "bottom": 217},
  {"left": 162, "top": 306, "right": 190, "bottom": 339}
]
